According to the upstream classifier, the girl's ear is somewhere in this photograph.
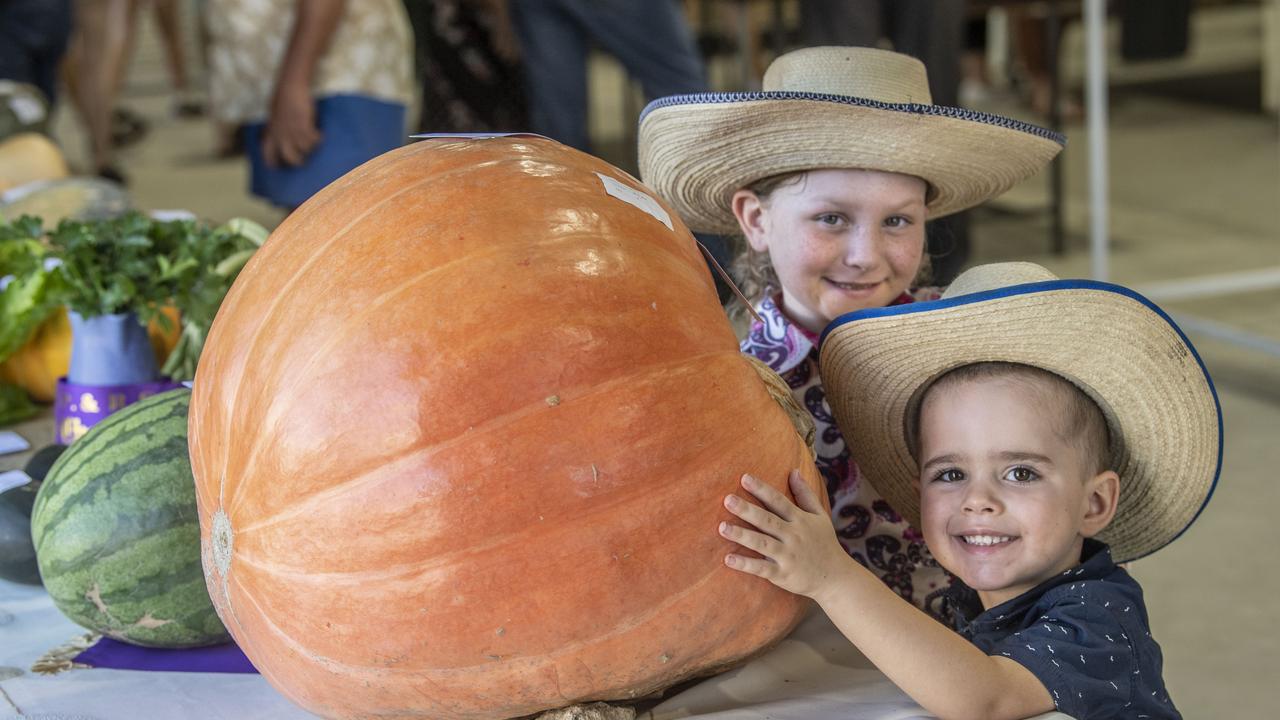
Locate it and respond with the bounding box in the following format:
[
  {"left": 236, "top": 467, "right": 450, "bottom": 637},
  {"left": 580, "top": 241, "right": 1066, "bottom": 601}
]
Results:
[
  {"left": 731, "top": 189, "right": 769, "bottom": 253},
  {"left": 1080, "top": 470, "right": 1120, "bottom": 538}
]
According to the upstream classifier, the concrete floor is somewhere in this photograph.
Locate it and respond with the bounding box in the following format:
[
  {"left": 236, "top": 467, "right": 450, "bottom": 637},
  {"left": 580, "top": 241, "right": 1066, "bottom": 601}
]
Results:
[{"left": 4, "top": 5, "right": 1277, "bottom": 716}]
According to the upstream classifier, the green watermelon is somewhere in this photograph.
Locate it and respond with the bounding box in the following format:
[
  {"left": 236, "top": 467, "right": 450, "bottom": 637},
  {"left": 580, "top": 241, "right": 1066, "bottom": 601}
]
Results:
[{"left": 31, "top": 389, "right": 230, "bottom": 647}]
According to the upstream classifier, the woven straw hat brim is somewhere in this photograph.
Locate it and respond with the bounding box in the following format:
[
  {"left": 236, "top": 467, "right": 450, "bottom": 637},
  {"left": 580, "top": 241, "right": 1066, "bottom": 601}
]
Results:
[
  {"left": 818, "top": 280, "right": 1221, "bottom": 564},
  {"left": 638, "top": 93, "right": 1065, "bottom": 235}
]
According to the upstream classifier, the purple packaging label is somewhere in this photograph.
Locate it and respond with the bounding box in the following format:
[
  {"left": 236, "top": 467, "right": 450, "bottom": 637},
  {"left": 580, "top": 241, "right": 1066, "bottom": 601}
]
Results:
[{"left": 54, "top": 377, "right": 185, "bottom": 444}]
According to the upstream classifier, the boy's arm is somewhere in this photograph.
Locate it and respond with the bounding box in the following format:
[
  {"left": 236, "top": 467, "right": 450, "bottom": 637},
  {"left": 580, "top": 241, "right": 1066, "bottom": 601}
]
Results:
[{"left": 721, "top": 471, "right": 1054, "bottom": 720}]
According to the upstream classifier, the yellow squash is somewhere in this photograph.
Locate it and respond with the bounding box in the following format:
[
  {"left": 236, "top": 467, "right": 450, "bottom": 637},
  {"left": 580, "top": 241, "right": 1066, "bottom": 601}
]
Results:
[
  {"left": 0, "top": 133, "right": 70, "bottom": 194},
  {"left": 0, "top": 306, "right": 182, "bottom": 401}
]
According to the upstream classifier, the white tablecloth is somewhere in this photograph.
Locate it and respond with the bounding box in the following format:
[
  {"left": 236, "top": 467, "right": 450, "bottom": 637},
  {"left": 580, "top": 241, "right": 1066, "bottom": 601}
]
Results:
[{"left": 0, "top": 579, "right": 1068, "bottom": 720}]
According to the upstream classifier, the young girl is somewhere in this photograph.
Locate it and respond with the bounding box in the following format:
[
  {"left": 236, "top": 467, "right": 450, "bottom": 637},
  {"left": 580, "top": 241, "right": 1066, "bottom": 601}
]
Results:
[{"left": 638, "top": 46, "right": 1064, "bottom": 617}]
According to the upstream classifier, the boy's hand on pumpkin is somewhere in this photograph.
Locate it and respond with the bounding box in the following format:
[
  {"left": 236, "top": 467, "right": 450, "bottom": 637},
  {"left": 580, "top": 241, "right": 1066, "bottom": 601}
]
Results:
[{"left": 719, "top": 470, "right": 848, "bottom": 599}]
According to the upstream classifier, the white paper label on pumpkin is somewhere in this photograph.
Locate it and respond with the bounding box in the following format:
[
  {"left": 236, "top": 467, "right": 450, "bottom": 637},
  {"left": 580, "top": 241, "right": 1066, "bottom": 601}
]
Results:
[
  {"left": 0, "top": 470, "right": 32, "bottom": 494},
  {"left": 596, "top": 173, "right": 673, "bottom": 231}
]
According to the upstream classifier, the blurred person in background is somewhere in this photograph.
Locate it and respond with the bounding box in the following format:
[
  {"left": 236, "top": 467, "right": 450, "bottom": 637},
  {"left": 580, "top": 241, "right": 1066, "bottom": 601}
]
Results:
[
  {"left": 508, "top": 0, "right": 738, "bottom": 301},
  {"left": 404, "top": 0, "right": 527, "bottom": 134},
  {"left": 147, "top": 0, "right": 206, "bottom": 118},
  {"left": 59, "top": 0, "right": 201, "bottom": 185},
  {"left": 204, "top": 0, "right": 414, "bottom": 212},
  {"left": 63, "top": 0, "right": 139, "bottom": 183},
  {"left": 509, "top": 0, "right": 707, "bottom": 154},
  {"left": 1008, "top": 5, "right": 1081, "bottom": 121},
  {"left": 799, "top": 0, "right": 966, "bottom": 106},
  {"left": 0, "top": 0, "right": 74, "bottom": 113}
]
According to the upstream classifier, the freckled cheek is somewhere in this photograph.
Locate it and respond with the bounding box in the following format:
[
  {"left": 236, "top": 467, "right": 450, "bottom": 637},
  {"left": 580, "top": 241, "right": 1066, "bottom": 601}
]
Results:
[
  {"left": 886, "top": 235, "right": 925, "bottom": 276},
  {"left": 895, "top": 241, "right": 924, "bottom": 265},
  {"left": 791, "top": 236, "right": 839, "bottom": 270}
]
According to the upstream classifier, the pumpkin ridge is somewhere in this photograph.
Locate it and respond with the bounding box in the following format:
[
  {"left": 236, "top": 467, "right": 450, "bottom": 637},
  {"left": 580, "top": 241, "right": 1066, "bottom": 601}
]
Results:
[
  {"left": 221, "top": 569, "right": 290, "bottom": 680},
  {"left": 231, "top": 445, "right": 719, "bottom": 579},
  {"left": 221, "top": 567, "right": 448, "bottom": 698},
  {"left": 214, "top": 150, "right": 705, "bottom": 518},
  {"left": 227, "top": 555, "right": 726, "bottom": 675},
  {"left": 211, "top": 160, "right": 487, "bottom": 514},
  {"left": 210, "top": 548, "right": 240, "bottom": 643},
  {"left": 228, "top": 347, "right": 744, "bottom": 532},
  {"left": 223, "top": 173, "right": 713, "bottom": 506},
  {"left": 226, "top": 568, "right": 455, "bottom": 705},
  {"left": 215, "top": 440, "right": 817, "bottom": 678},
  {"left": 225, "top": 227, "right": 703, "bottom": 501}
]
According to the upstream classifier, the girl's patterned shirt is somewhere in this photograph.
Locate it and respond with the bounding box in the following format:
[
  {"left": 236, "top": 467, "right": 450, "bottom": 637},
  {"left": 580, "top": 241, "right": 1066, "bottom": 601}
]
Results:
[{"left": 739, "top": 289, "right": 954, "bottom": 619}]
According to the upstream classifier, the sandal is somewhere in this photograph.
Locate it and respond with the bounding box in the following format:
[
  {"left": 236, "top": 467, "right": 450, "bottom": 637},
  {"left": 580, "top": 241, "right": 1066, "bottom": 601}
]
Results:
[{"left": 110, "top": 108, "right": 149, "bottom": 148}]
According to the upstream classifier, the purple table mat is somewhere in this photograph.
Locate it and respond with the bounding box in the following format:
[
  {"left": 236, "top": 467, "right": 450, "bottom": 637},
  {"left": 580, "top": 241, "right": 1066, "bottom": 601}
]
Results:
[{"left": 75, "top": 637, "right": 259, "bottom": 674}]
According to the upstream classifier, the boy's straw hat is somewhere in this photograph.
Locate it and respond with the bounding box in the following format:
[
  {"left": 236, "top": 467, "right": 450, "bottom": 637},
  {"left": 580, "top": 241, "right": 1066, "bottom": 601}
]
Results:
[
  {"left": 819, "top": 262, "right": 1221, "bottom": 563},
  {"left": 638, "top": 46, "right": 1066, "bottom": 235}
]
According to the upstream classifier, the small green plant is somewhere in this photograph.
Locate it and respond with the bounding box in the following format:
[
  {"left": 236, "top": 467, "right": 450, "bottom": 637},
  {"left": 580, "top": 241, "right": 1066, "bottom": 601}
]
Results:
[
  {"left": 0, "top": 212, "right": 267, "bottom": 420},
  {"left": 0, "top": 215, "right": 58, "bottom": 362}
]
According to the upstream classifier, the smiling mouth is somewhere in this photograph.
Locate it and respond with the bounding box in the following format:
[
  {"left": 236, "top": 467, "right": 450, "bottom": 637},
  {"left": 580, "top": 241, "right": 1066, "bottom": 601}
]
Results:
[
  {"left": 824, "top": 278, "right": 882, "bottom": 291},
  {"left": 959, "top": 534, "right": 1017, "bottom": 547}
]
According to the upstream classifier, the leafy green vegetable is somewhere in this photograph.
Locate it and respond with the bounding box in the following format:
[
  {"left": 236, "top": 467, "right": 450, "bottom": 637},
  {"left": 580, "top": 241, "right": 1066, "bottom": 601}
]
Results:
[
  {"left": 0, "top": 382, "right": 38, "bottom": 425},
  {"left": 156, "top": 217, "right": 266, "bottom": 381},
  {"left": 0, "top": 212, "right": 268, "bottom": 382},
  {"left": 0, "top": 216, "right": 60, "bottom": 361}
]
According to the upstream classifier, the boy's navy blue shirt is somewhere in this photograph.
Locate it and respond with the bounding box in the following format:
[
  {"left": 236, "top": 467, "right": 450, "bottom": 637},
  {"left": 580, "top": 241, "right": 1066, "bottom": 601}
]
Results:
[{"left": 947, "top": 539, "right": 1181, "bottom": 719}]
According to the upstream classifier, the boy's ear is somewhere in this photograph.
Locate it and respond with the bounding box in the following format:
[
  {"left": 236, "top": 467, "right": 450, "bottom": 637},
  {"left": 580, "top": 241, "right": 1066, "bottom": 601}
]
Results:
[
  {"left": 730, "top": 189, "right": 769, "bottom": 253},
  {"left": 1080, "top": 470, "right": 1120, "bottom": 538}
]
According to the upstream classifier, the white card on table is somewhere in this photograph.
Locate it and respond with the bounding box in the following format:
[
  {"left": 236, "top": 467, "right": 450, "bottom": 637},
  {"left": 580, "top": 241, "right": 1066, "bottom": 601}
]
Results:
[
  {"left": 0, "top": 430, "right": 31, "bottom": 455},
  {"left": 0, "top": 469, "right": 32, "bottom": 493}
]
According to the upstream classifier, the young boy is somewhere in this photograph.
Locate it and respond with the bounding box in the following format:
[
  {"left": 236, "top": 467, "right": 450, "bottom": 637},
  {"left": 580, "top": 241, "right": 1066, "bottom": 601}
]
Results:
[{"left": 718, "top": 262, "right": 1219, "bottom": 720}]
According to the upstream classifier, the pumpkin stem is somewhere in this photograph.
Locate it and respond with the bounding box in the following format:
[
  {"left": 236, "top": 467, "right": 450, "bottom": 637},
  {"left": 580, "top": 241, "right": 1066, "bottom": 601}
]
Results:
[
  {"left": 743, "top": 356, "right": 816, "bottom": 458},
  {"left": 535, "top": 702, "right": 637, "bottom": 720}
]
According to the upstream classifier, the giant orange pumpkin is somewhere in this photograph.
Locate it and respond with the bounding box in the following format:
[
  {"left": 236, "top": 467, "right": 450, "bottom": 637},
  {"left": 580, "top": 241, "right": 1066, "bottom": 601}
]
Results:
[{"left": 189, "top": 137, "right": 825, "bottom": 719}]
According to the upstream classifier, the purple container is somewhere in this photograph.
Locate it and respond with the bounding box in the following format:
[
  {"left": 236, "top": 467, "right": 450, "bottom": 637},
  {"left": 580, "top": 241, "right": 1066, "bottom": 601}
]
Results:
[
  {"left": 67, "top": 311, "right": 158, "bottom": 386},
  {"left": 54, "top": 377, "right": 185, "bottom": 444}
]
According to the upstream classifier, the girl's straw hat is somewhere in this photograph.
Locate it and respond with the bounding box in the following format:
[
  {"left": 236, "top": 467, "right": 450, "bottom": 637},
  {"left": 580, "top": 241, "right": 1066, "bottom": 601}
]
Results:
[
  {"left": 818, "top": 262, "right": 1221, "bottom": 564},
  {"left": 638, "top": 46, "right": 1066, "bottom": 235}
]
